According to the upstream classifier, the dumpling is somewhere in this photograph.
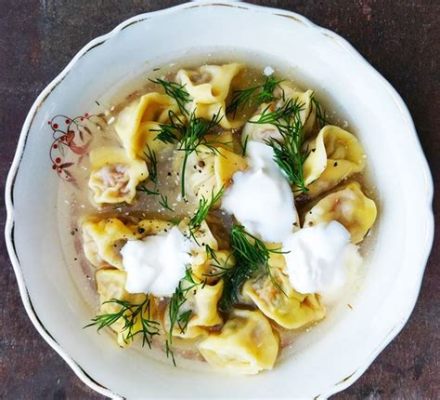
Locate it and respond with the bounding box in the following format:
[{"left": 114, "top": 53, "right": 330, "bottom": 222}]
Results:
[
  {"left": 165, "top": 279, "right": 224, "bottom": 339},
  {"left": 241, "top": 103, "right": 283, "bottom": 145},
  {"left": 177, "top": 63, "right": 243, "bottom": 104},
  {"left": 192, "top": 249, "right": 235, "bottom": 284},
  {"left": 95, "top": 268, "right": 158, "bottom": 347},
  {"left": 114, "top": 92, "right": 179, "bottom": 159},
  {"left": 275, "top": 82, "right": 316, "bottom": 135},
  {"left": 242, "top": 251, "right": 325, "bottom": 329},
  {"left": 88, "top": 147, "right": 148, "bottom": 205},
  {"left": 198, "top": 309, "right": 279, "bottom": 374},
  {"left": 304, "top": 182, "right": 377, "bottom": 243},
  {"left": 241, "top": 82, "right": 316, "bottom": 145},
  {"left": 178, "top": 218, "right": 219, "bottom": 265},
  {"left": 181, "top": 144, "right": 247, "bottom": 200},
  {"left": 303, "top": 126, "right": 365, "bottom": 198},
  {"left": 82, "top": 217, "right": 135, "bottom": 269},
  {"left": 176, "top": 63, "right": 244, "bottom": 129}
]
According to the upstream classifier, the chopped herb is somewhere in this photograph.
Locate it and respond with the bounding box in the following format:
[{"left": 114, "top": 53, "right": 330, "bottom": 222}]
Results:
[
  {"left": 84, "top": 297, "right": 160, "bottom": 349},
  {"left": 241, "top": 134, "right": 249, "bottom": 156},
  {"left": 219, "top": 225, "right": 286, "bottom": 311},
  {"left": 150, "top": 78, "right": 191, "bottom": 115},
  {"left": 166, "top": 268, "right": 205, "bottom": 365},
  {"left": 144, "top": 146, "right": 158, "bottom": 185},
  {"left": 188, "top": 187, "right": 224, "bottom": 243},
  {"left": 251, "top": 98, "right": 309, "bottom": 192},
  {"left": 137, "top": 184, "right": 160, "bottom": 196},
  {"left": 311, "top": 96, "right": 328, "bottom": 129},
  {"left": 159, "top": 194, "right": 174, "bottom": 211},
  {"left": 226, "top": 75, "right": 283, "bottom": 116}
]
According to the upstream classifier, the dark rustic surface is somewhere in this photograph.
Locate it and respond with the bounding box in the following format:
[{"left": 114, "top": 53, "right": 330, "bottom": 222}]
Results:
[{"left": 0, "top": 0, "right": 438, "bottom": 399}]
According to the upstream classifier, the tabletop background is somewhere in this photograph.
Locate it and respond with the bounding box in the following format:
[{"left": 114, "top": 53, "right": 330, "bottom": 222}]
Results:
[{"left": 0, "top": 0, "right": 438, "bottom": 399}]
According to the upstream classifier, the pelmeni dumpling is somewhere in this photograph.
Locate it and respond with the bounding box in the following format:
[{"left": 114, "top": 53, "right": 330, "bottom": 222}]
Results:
[
  {"left": 198, "top": 309, "right": 279, "bottom": 375},
  {"left": 89, "top": 147, "right": 148, "bottom": 205},
  {"left": 241, "top": 82, "right": 316, "bottom": 145},
  {"left": 176, "top": 63, "right": 244, "bottom": 129},
  {"left": 177, "top": 63, "right": 243, "bottom": 104},
  {"left": 82, "top": 217, "right": 136, "bottom": 269},
  {"left": 114, "top": 92, "right": 179, "bottom": 159},
  {"left": 165, "top": 279, "right": 224, "bottom": 339},
  {"left": 303, "top": 126, "right": 365, "bottom": 198},
  {"left": 304, "top": 182, "right": 377, "bottom": 243},
  {"left": 181, "top": 144, "right": 247, "bottom": 200},
  {"left": 275, "top": 82, "right": 316, "bottom": 135},
  {"left": 191, "top": 249, "right": 235, "bottom": 284},
  {"left": 243, "top": 251, "right": 325, "bottom": 329},
  {"left": 95, "top": 268, "right": 158, "bottom": 347}
]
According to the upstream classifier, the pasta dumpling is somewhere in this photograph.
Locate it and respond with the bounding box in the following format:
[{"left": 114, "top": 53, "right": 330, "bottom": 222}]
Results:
[
  {"left": 275, "top": 82, "right": 316, "bottom": 135},
  {"left": 177, "top": 63, "right": 243, "bottom": 104},
  {"left": 303, "top": 126, "right": 365, "bottom": 198},
  {"left": 241, "top": 82, "right": 316, "bottom": 145},
  {"left": 165, "top": 279, "right": 224, "bottom": 339},
  {"left": 114, "top": 92, "right": 178, "bottom": 159},
  {"left": 82, "top": 217, "right": 135, "bottom": 269},
  {"left": 88, "top": 147, "right": 148, "bottom": 205},
  {"left": 304, "top": 181, "right": 377, "bottom": 243},
  {"left": 243, "top": 251, "right": 325, "bottom": 329},
  {"left": 192, "top": 249, "right": 235, "bottom": 284},
  {"left": 182, "top": 144, "right": 247, "bottom": 200},
  {"left": 176, "top": 63, "right": 244, "bottom": 129},
  {"left": 198, "top": 309, "right": 279, "bottom": 375},
  {"left": 95, "top": 268, "right": 158, "bottom": 347}
]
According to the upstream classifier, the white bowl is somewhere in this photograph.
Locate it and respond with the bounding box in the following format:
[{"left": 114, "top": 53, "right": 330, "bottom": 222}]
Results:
[{"left": 5, "top": 1, "right": 434, "bottom": 398}]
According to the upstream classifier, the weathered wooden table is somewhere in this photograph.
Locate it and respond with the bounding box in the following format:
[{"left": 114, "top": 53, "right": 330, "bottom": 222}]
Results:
[{"left": 0, "top": 1, "right": 438, "bottom": 398}]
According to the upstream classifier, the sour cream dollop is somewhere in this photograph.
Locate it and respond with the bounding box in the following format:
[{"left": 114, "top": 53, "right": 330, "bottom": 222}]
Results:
[
  {"left": 120, "top": 226, "right": 192, "bottom": 296},
  {"left": 282, "top": 221, "right": 362, "bottom": 295},
  {"left": 221, "top": 141, "right": 297, "bottom": 242}
]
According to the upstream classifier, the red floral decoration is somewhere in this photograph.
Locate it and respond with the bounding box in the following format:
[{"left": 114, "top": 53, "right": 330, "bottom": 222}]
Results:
[{"left": 48, "top": 113, "right": 94, "bottom": 185}]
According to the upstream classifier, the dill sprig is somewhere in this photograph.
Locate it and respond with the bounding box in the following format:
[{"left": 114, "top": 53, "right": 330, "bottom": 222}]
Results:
[
  {"left": 227, "top": 75, "right": 283, "bottom": 116},
  {"left": 219, "top": 225, "right": 285, "bottom": 311},
  {"left": 144, "top": 146, "right": 158, "bottom": 185},
  {"left": 150, "top": 78, "right": 191, "bottom": 115},
  {"left": 178, "top": 110, "right": 223, "bottom": 197},
  {"left": 137, "top": 184, "right": 160, "bottom": 196},
  {"left": 159, "top": 194, "right": 174, "bottom": 211},
  {"left": 153, "top": 111, "right": 186, "bottom": 144},
  {"left": 84, "top": 297, "right": 160, "bottom": 349},
  {"left": 311, "top": 96, "right": 328, "bottom": 129},
  {"left": 188, "top": 187, "right": 224, "bottom": 243},
  {"left": 250, "top": 98, "right": 309, "bottom": 192},
  {"left": 166, "top": 268, "right": 205, "bottom": 365}
]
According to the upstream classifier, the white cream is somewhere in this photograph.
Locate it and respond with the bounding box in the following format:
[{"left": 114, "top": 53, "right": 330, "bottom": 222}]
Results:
[
  {"left": 282, "top": 221, "right": 362, "bottom": 295},
  {"left": 221, "top": 141, "right": 297, "bottom": 243},
  {"left": 120, "top": 226, "right": 193, "bottom": 296}
]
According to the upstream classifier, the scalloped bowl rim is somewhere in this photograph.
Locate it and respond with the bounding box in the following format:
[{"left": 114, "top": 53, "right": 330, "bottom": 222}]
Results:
[{"left": 4, "top": 1, "right": 434, "bottom": 399}]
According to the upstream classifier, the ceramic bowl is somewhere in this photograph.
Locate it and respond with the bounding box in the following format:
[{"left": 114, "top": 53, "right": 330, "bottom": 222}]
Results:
[{"left": 5, "top": 1, "right": 434, "bottom": 398}]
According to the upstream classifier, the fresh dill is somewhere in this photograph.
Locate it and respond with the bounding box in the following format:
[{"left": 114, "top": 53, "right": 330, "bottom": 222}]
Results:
[
  {"left": 178, "top": 110, "right": 223, "bottom": 197},
  {"left": 166, "top": 268, "right": 205, "bottom": 365},
  {"left": 250, "top": 98, "right": 309, "bottom": 192},
  {"left": 137, "top": 184, "right": 160, "bottom": 196},
  {"left": 311, "top": 96, "right": 328, "bottom": 129},
  {"left": 144, "top": 146, "right": 158, "bottom": 185},
  {"left": 150, "top": 78, "right": 191, "bottom": 115},
  {"left": 188, "top": 187, "right": 224, "bottom": 243},
  {"left": 153, "top": 111, "right": 185, "bottom": 144},
  {"left": 241, "top": 135, "right": 249, "bottom": 156},
  {"left": 159, "top": 194, "right": 174, "bottom": 211},
  {"left": 84, "top": 297, "right": 160, "bottom": 349},
  {"left": 226, "top": 75, "right": 283, "bottom": 116},
  {"left": 219, "top": 225, "right": 286, "bottom": 311},
  {"left": 203, "top": 244, "right": 233, "bottom": 278}
]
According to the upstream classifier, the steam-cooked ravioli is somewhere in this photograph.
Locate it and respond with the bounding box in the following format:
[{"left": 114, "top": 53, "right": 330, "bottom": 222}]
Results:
[{"left": 77, "top": 61, "right": 378, "bottom": 374}]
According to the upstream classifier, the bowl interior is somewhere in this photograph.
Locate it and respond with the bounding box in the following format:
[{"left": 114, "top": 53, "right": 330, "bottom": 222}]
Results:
[{"left": 8, "top": 2, "right": 433, "bottom": 399}]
